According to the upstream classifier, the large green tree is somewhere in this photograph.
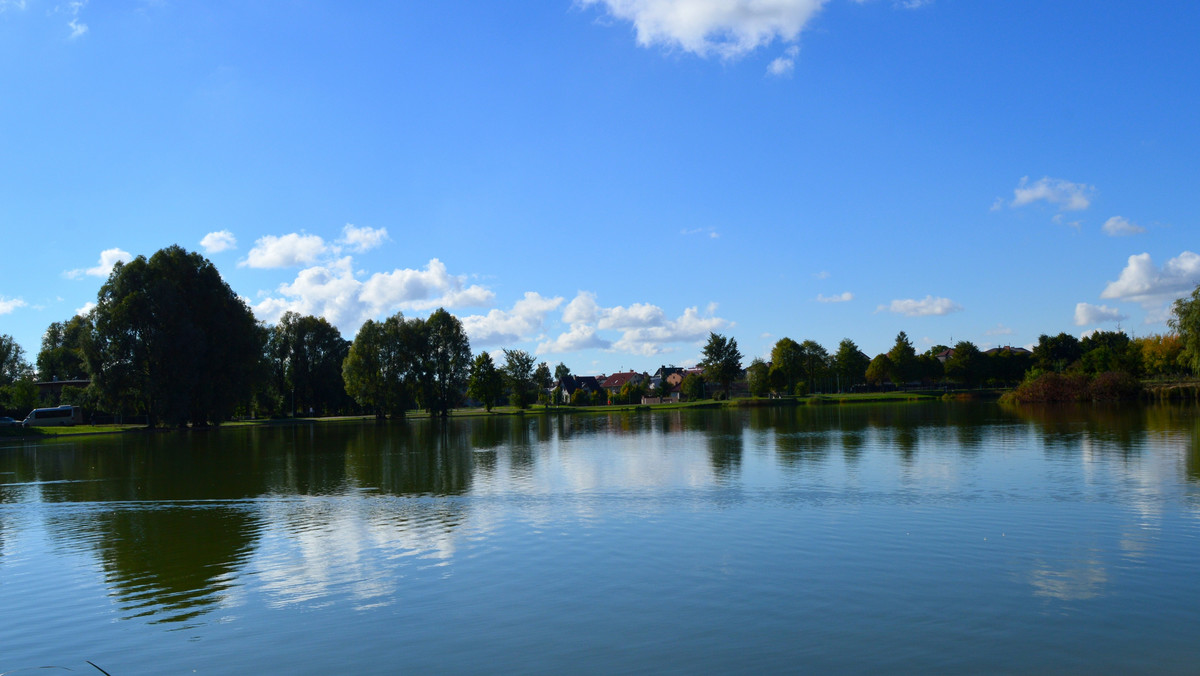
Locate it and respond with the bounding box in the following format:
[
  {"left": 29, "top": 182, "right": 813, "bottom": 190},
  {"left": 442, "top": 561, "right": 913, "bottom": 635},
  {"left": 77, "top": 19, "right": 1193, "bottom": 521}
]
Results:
[
  {"left": 832, "top": 338, "right": 870, "bottom": 391},
  {"left": 797, "top": 339, "right": 830, "bottom": 394},
  {"left": 0, "top": 334, "right": 36, "bottom": 414},
  {"left": 418, "top": 308, "right": 472, "bottom": 417},
  {"left": 37, "top": 315, "right": 91, "bottom": 381},
  {"left": 887, "top": 331, "right": 918, "bottom": 385},
  {"left": 502, "top": 349, "right": 537, "bottom": 409},
  {"left": 467, "top": 352, "right": 504, "bottom": 412},
  {"left": 343, "top": 313, "right": 419, "bottom": 418},
  {"left": 1171, "top": 285, "right": 1200, "bottom": 374},
  {"left": 269, "top": 312, "right": 352, "bottom": 416},
  {"left": 747, "top": 358, "right": 770, "bottom": 397},
  {"left": 944, "top": 340, "right": 984, "bottom": 388},
  {"left": 768, "top": 338, "right": 803, "bottom": 394},
  {"left": 701, "top": 332, "right": 742, "bottom": 396},
  {"left": 1032, "top": 332, "right": 1082, "bottom": 373},
  {"left": 84, "top": 245, "right": 263, "bottom": 427}
]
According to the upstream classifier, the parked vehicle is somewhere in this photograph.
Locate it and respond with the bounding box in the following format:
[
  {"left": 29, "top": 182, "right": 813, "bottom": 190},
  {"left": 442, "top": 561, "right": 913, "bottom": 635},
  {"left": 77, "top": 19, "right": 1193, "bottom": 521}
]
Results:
[
  {"left": 22, "top": 406, "right": 83, "bottom": 427},
  {"left": 0, "top": 416, "right": 17, "bottom": 427}
]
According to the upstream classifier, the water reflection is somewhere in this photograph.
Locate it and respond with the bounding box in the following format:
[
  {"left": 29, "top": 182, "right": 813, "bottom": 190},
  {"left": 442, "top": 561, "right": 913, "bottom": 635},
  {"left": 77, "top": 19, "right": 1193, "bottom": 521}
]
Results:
[{"left": 0, "top": 402, "right": 1198, "bottom": 655}]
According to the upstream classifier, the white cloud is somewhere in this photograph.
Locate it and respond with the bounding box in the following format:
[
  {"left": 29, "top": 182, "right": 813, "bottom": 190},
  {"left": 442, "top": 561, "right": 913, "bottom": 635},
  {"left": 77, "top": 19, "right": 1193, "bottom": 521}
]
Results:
[
  {"left": 1010, "top": 176, "right": 1094, "bottom": 211},
  {"left": 611, "top": 305, "right": 730, "bottom": 356},
  {"left": 0, "top": 296, "right": 27, "bottom": 315},
  {"left": 241, "top": 233, "right": 328, "bottom": 268},
  {"left": 582, "top": 0, "right": 826, "bottom": 59},
  {"left": 253, "top": 258, "right": 495, "bottom": 333},
  {"left": 59, "top": 0, "right": 88, "bottom": 38},
  {"left": 681, "top": 226, "right": 719, "bottom": 238},
  {"left": 75, "top": 301, "right": 96, "bottom": 317},
  {"left": 816, "top": 292, "right": 853, "bottom": 303},
  {"left": 814, "top": 270, "right": 830, "bottom": 280},
  {"left": 1074, "top": 302, "right": 1126, "bottom": 327},
  {"left": 878, "top": 295, "right": 963, "bottom": 317},
  {"left": 339, "top": 224, "right": 389, "bottom": 253},
  {"left": 64, "top": 247, "right": 133, "bottom": 279},
  {"left": 1099, "top": 251, "right": 1200, "bottom": 321},
  {"left": 767, "top": 45, "right": 799, "bottom": 76},
  {"left": 1101, "top": 216, "right": 1145, "bottom": 237},
  {"left": 537, "top": 323, "right": 612, "bottom": 354},
  {"left": 984, "top": 323, "right": 1014, "bottom": 336},
  {"left": 0, "top": 2, "right": 29, "bottom": 13},
  {"left": 539, "top": 292, "right": 731, "bottom": 356},
  {"left": 200, "top": 230, "right": 237, "bottom": 253},
  {"left": 462, "top": 292, "right": 564, "bottom": 346}
]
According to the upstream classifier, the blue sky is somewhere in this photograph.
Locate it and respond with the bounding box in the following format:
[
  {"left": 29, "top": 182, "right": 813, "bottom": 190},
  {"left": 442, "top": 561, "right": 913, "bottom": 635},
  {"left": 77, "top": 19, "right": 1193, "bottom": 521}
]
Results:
[{"left": 2, "top": 1, "right": 1198, "bottom": 375}]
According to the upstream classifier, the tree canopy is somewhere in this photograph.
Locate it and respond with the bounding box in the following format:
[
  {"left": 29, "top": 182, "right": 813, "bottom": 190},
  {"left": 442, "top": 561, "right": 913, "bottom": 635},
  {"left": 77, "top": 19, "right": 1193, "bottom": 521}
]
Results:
[
  {"left": 502, "top": 349, "right": 537, "bottom": 409},
  {"left": 269, "top": 312, "right": 352, "bottom": 416},
  {"left": 701, "top": 332, "right": 742, "bottom": 396},
  {"left": 467, "top": 352, "right": 504, "bottom": 412},
  {"left": 1171, "top": 284, "right": 1200, "bottom": 374},
  {"left": 85, "top": 245, "right": 263, "bottom": 427}
]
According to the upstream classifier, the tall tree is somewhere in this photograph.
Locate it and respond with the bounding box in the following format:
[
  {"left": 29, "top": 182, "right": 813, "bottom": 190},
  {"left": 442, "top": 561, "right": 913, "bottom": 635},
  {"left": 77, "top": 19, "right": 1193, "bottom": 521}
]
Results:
[
  {"left": 680, "top": 373, "right": 705, "bottom": 401},
  {"left": 747, "top": 358, "right": 770, "bottom": 397},
  {"left": 343, "top": 313, "right": 419, "bottom": 419},
  {"left": 269, "top": 312, "right": 352, "bottom": 416},
  {"left": 467, "top": 352, "right": 504, "bottom": 412},
  {"left": 797, "top": 339, "right": 830, "bottom": 394},
  {"left": 1172, "top": 284, "right": 1200, "bottom": 374},
  {"left": 701, "top": 332, "right": 742, "bottom": 396},
  {"left": 419, "top": 308, "right": 472, "bottom": 417},
  {"left": 502, "top": 349, "right": 537, "bottom": 409},
  {"left": 769, "top": 338, "right": 803, "bottom": 394},
  {"left": 832, "top": 338, "right": 870, "bottom": 391},
  {"left": 85, "top": 245, "right": 263, "bottom": 427},
  {"left": 1032, "top": 332, "right": 1082, "bottom": 373},
  {"left": 887, "top": 331, "right": 918, "bottom": 385},
  {"left": 37, "top": 315, "right": 91, "bottom": 381},
  {"left": 944, "top": 340, "right": 984, "bottom": 388},
  {"left": 554, "top": 362, "right": 571, "bottom": 381},
  {"left": 865, "top": 354, "right": 893, "bottom": 386},
  {"left": 0, "top": 334, "right": 33, "bottom": 385},
  {"left": 533, "top": 362, "right": 553, "bottom": 406}
]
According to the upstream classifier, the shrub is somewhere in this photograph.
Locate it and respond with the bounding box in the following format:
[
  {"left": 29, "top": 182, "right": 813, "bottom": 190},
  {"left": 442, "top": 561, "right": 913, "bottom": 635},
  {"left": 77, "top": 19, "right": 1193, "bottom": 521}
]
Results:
[{"left": 1087, "top": 371, "right": 1142, "bottom": 401}]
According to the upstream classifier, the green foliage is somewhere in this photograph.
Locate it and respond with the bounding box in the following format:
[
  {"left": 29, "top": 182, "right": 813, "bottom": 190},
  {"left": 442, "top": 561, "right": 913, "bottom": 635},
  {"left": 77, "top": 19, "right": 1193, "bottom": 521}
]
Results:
[
  {"left": 680, "top": 373, "right": 704, "bottom": 401},
  {"left": 769, "top": 338, "right": 802, "bottom": 394},
  {"left": 833, "top": 338, "right": 870, "bottom": 391},
  {"left": 700, "top": 332, "right": 742, "bottom": 395},
  {"left": 554, "top": 362, "right": 571, "bottom": 381},
  {"left": 534, "top": 362, "right": 553, "bottom": 405},
  {"left": 0, "top": 334, "right": 34, "bottom": 385},
  {"left": 887, "top": 331, "right": 917, "bottom": 384},
  {"left": 85, "top": 245, "right": 263, "bottom": 427},
  {"left": 269, "top": 312, "right": 353, "bottom": 416},
  {"left": 343, "top": 313, "right": 419, "bottom": 418},
  {"left": 1078, "top": 330, "right": 1139, "bottom": 376},
  {"left": 420, "top": 308, "right": 472, "bottom": 417},
  {"left": 797, "top": 339, "right": 830, "bottom": 393},
  {"left": 1032, "top": 332, "right": 1082, "bottom": 373},
  {"left": 864, "top": 353, "right": 893, "bottom": 386},
  {"left": 1003, "top": 371, "right": 1142, "bottom": 403},
  {"left": 1136, "top": 334, "right": 1185, "bottom": 377},
  {"left": 36, "top": 315, "right": 90, "bottom": 381},
  {"left": 746, "top": 358, "right": 770, "bottom": 397},
  {"left": 502, "top": 349, "right": 537, "bottom": 409},
  {"left": 945, "top": 340, "right": 983, "bottom": 388},
  {"left": 467, "top": 352, "right": 504, "bottom": 412},
  {"left": 1171, "top": 285, "right": 1200, "bottom": 374}
]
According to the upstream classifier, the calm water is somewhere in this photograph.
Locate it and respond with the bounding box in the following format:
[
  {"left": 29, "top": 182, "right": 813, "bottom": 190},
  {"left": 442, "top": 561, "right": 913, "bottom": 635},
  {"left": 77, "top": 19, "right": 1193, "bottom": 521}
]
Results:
[{"left": 2, "top": 403, "right": 1199, "bottom": 675}]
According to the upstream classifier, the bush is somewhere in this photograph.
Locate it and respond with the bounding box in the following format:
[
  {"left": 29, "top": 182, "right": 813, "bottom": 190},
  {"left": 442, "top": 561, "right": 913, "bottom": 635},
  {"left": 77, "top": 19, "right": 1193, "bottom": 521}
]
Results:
[
  {"left": 1087, "top": 371, "right": 1142, "bottom": 401},
  {"left": 1002, "top": 372, "right": 1090, "bottom": 403}
]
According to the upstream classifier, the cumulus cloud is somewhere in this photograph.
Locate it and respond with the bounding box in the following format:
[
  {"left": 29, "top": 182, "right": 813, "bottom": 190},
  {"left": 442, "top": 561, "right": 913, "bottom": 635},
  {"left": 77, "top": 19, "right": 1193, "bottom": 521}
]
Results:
[
  {"left": 241, "top": 233, "right": 328, "bottom": 268},
  {"left": 200, "top": 230, "right": 237, "bottom": 253},
  {"left": 538, "top": 291, "right": 731, "bottom": 356},
  {"left": 878, "top": 295, "right": 963, "bottom": 317},
  {"left": 581, "top": 0, "right": 826, "bottom": 59},
  {"left": 1010, "top": 176, "right": 1094, "bottom": 211},
  {"left": 75, "top": 301, "right": 96, "bottom": 317},
  {"left": 816, "top": 292, "right": 853, "bottom": 303},
  {"left": 462, "top": 292, "right": 564, "bottom": 346},
  {"left": 0, "top": 296, "right": 27, "bottom": 315},
  {"left": 767, "top": 45, "right": 799, "bottom": 76},
  {"left": 1101, "top": 216, "right": 1145, "bottom": 237},
  {"left": 64, "top": 247, "right": 133, "bottom": 279},
  {"left": 339, "top": 224, "right": 389, "bottom": 253},
  {"left": 253, "top": 258, "right": 495, "bottom": 333},
  {"left": 1099, "top": 251, "right": 1200, "bottom": 321},
  {"left": 1074, "top": 302, "right": 1126, "bottom": 327}
]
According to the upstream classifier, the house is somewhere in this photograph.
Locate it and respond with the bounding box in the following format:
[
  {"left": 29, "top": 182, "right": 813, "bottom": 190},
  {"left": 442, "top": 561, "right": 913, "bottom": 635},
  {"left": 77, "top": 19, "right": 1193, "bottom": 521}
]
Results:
[
  {"left": 600, "top": 371, "right": 646, "bottom": 395},
  {"left": 555, "top": 375, "right": 603, "bottom": 403}
]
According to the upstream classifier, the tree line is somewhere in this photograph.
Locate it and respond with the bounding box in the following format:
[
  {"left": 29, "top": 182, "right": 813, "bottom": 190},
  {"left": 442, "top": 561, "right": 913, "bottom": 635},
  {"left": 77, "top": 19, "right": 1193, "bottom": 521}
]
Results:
[{"left": 3, "top": 245, "right": 1200, "bottom": 424}]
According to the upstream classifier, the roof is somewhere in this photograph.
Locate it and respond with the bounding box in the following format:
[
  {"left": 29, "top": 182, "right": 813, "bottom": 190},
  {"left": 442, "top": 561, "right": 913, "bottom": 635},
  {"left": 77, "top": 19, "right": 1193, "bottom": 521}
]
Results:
[{"left": 600, "top": 371, "right": 642, "bottom": 389}]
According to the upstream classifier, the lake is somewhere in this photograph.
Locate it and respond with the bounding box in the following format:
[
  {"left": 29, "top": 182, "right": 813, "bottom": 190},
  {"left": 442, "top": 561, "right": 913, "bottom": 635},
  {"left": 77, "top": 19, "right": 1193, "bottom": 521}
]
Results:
[{"left": 2, "top": 403, "right": 1199, "bottom": 674}]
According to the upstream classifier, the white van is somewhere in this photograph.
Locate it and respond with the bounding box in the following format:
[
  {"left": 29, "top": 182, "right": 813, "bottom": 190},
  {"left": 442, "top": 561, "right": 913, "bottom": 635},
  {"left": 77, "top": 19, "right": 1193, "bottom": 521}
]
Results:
[{"left": 23, "top": 406, "right": 83, "bottom": 427}]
